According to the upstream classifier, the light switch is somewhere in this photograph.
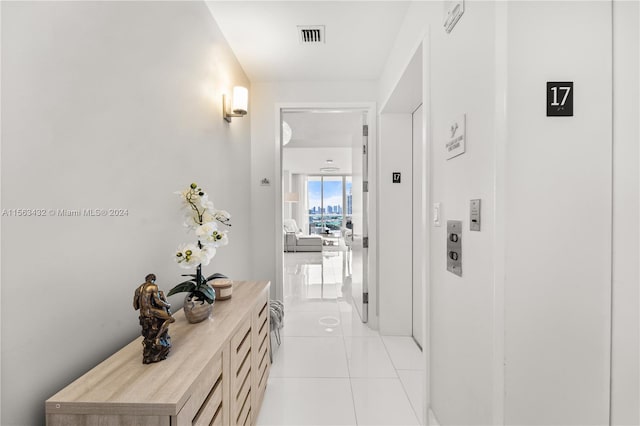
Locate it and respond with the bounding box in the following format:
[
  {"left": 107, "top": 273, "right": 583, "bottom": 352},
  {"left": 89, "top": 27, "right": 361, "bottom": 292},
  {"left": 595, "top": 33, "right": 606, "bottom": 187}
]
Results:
[{"left": 433, "top": 203, "right": 442, "bottom": 227}]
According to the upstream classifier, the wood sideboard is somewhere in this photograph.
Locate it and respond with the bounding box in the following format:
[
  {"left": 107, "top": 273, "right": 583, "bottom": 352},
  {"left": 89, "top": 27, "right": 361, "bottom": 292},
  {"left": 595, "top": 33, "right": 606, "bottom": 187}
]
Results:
[{"left": 46, "top": 280, "right": 271, "bottom": 426}]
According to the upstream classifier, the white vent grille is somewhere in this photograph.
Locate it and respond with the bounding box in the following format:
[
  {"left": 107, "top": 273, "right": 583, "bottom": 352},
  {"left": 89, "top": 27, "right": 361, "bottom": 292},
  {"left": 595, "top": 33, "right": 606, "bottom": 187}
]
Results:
[{"left": 298, "top": 25, "right": 325, "bottom": 44}]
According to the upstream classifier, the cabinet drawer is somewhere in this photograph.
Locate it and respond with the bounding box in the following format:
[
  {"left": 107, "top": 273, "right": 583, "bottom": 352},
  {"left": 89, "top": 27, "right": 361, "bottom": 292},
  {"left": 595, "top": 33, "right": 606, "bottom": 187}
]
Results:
[
  {"left": 192, "top": 372, "right": 223, "bottom": 426},
  {"left": 194, "top": 354, "right": 222, "bottom": 413},
  {"left": 231, "top": 318, "right": 252, "bottom": 372},
  {"left": 258, "top": 345, "right": 268, "bottom": 381},
  {"left": 236, "top": 388, "right": 251, "bottom": 426},
  {"left": 258, "top": 333, "right": 269, "bottom": 391},
  {"left": 257, "top": 300, "right": 268, "bottom": 328},
  {"left": 235, "top": 348, "right": 251, "bottom": 392},
  {"left": 235, "top": 369, "right": 251, "bottom": 417},
  {"left": 210, "top": 404, "right": 223, "bottom": 426},
  {"left": 258, "top": 313, "right": 268, "bottom": 340},
  {"left": 257, "top": 331, "right": 268, "bottom": 361},
  {"left": 177, "top": 352, "right": 223, "bottom": 425}
]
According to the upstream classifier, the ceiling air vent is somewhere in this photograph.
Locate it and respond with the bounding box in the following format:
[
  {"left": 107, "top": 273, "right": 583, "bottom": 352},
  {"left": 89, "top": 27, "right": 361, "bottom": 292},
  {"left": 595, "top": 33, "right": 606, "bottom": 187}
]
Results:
[{"left": 298, "top": 25, "right": 325, "bottom": 44}]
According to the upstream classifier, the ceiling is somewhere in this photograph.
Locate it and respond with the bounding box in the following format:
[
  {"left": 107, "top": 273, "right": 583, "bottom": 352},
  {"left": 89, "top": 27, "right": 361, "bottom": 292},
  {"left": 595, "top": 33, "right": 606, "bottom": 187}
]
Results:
[
  {"left": 206, "top": 1, "right": 411, "bottom": 82},
  {"left": 283, "top": 146, "right": 353, "bottom": 175},
  {"left": 283, "top": 110, "right": 363, "bottom": 148},
  {"left": 282, "top": 110, "right": 362, "bottom": 174}
]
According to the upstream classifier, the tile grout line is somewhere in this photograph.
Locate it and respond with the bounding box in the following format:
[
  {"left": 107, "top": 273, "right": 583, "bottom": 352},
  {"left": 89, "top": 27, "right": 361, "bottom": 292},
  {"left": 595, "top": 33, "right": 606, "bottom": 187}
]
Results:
[
  {"left": 381, "top": 337, "right": 422, "bottom": 424},
  {"left": 395, "top": 369, "right": 425, "bottom": 424},
  {"left": 380, "top": 335, "right": 401, "bottom": 371},
  {"left": 341, "top": 311, "right": 361, "bottom": 426}
]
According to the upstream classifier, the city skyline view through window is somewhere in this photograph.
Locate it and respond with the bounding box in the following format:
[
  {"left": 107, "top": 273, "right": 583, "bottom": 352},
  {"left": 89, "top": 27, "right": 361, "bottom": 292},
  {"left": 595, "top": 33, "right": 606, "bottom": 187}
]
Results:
[{"left": 308, "top": 176, "right": 352, "bottom": 235}]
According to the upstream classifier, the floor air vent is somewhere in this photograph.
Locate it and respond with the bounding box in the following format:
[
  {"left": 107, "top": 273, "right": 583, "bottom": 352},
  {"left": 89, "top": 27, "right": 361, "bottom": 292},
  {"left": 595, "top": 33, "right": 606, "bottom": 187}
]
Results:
[{"left": 298, "top": 26, "right": 325, "bottom": 44}]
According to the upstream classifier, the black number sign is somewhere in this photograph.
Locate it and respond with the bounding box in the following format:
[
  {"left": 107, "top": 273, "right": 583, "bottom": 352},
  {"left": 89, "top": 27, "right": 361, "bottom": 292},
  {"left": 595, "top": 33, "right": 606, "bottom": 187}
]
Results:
[
  {"left": 547, "top": 82, "right": 573, "bottom": 116},
  {"left": 392, "top": 172, "right": 401, "bottom": 183}
]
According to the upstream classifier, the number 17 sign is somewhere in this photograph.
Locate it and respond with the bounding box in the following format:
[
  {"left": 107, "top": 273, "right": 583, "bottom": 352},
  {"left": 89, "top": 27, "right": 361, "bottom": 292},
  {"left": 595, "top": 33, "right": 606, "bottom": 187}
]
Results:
[{"left": 547, "top": 81, "right": 573, "bottom": 117}]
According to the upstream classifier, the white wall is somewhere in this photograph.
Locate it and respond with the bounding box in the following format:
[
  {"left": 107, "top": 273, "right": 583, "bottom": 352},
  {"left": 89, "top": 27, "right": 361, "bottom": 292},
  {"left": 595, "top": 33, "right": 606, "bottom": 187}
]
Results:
[
  {"left": 1, "top": 2, "right": 251, "bottom": 425},
  {"left": 428, "top": 3, "right": 498, "bottom": 423},
  {"left": 379, "top": 1, "right": 627, "bottom": 425},
  {"left": 504, "top": 2, "right": 612, "bottom": 423},
  {"left": 378, "top": 2, "right": 437, "bottom": 110},
  {"left": 249, "top": 81, "right": 376, "bottom": 303},
  {"left": 380, "top": 1, "right": 497, "bottom": 422},
  {"left": 611, "top": 1, "right": 640, "bottom": 424}
]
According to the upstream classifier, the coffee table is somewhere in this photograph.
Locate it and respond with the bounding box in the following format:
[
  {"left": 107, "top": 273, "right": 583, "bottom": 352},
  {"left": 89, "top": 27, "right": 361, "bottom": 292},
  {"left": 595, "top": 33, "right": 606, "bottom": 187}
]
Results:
[{"left": 322, "top": 235, "right": 340, "bottom": 246}]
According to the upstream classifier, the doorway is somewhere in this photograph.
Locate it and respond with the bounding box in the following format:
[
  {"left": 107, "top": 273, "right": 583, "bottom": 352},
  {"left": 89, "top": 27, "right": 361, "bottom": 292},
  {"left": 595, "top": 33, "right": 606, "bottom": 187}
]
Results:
[
  {"left": 378, "top": 43, "right": 425, "bottom": 343},
  {"left": 378, "top": 39, "right": 428, "bottom": 422},
  {"left": 276, "top": 104, "right": 376, "bottom": 326}
]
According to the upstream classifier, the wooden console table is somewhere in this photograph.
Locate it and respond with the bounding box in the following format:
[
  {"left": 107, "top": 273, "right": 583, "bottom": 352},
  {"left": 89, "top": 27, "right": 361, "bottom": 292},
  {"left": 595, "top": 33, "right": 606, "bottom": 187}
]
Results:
[{"left": 46, "top": 280, "right": 271, "bottom": 426}]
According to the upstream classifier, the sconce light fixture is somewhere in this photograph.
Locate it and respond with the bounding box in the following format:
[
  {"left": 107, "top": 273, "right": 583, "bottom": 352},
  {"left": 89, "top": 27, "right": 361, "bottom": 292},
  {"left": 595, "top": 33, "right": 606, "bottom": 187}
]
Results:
[
  {"left": 282, "top": 121, "right": 292, "bottom": 145},
  {"left": 223, "top": 86, "right": 248, "bottom": 123}
]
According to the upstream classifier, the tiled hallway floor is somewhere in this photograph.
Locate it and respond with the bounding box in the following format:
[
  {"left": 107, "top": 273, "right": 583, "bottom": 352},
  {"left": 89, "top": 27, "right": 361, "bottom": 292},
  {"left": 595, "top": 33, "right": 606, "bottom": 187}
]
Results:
[{"left": 257, "top": 250, "right": 424, "bottom": 426}]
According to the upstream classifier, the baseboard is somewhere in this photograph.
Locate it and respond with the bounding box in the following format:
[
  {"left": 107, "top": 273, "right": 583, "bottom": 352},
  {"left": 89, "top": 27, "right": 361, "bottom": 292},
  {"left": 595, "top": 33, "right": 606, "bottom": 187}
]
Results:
[{"left": 428, "top": 408, "right": 441, "bottom": 426}]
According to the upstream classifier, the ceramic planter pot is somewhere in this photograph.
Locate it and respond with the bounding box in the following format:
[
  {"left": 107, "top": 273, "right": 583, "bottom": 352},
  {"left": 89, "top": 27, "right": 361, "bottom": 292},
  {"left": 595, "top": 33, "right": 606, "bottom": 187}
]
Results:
[{"left": 183, "top": 293, "right": 214, "bottom": 323}]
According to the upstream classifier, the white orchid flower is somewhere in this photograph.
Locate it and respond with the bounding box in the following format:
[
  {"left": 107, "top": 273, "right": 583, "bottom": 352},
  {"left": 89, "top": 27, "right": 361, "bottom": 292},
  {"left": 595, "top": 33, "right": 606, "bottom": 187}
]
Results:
[
  {"left": 199, "top": 193, "right": 212, "bottom": 210},
  {"left": 172, "top": 183, "right": 230, "bottom": 275},
  {"left": 200, "top": 246, "right": 217, "bottom": 265},
  {"left": 175, "top": 243, "right": 205, "bottom": 269},
  {"left": 201, "top": 210, "right": 216, "bottom": 224},
  {"left": 183, "top": 212, "right": 203, "bottom": 230},
  {"left": 196, "top": 222, "right": 229, "bottom": 247}
]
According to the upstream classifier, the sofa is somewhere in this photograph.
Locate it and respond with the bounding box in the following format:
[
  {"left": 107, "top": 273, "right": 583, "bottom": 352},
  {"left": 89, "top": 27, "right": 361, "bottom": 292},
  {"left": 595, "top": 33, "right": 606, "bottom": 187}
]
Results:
[{"left": 283, "top": 219, "right": 323, "bottom": 252}]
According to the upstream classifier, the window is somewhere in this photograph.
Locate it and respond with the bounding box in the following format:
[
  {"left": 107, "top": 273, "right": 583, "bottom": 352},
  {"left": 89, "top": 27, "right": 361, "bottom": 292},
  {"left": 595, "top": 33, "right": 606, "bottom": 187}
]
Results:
[{"left": 307, "top": 176, "right": 349, "bottom": 235}]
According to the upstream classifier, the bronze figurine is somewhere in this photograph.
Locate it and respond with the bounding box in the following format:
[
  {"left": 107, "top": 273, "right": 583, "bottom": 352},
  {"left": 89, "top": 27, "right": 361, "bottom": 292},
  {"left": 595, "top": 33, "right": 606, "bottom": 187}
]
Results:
[{"left": 133, "top": 273, "right": 175, "bottom": 364}]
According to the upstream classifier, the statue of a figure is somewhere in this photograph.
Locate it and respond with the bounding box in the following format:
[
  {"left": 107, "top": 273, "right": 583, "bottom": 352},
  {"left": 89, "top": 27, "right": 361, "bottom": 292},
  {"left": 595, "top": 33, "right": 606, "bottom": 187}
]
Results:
[{"left": 133, "top": 273, "right": 175, "bottom": 364}]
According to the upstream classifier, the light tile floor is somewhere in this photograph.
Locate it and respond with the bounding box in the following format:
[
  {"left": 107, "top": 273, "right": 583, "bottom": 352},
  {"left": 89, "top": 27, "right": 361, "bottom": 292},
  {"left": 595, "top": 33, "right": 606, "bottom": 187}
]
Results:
[{"left": 258, "top": 249, "right": 424, "bottom": 426}]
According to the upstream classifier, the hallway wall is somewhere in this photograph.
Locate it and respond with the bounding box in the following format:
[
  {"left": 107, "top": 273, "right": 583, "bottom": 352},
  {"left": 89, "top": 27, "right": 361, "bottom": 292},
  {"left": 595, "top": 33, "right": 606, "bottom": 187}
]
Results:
[
  {"left": 1, "top": 2, "right": 251, "bottom": 424},
  {"left": 380, "top": 1, "right": 498, "bottom": 423},
  {"left": 504, "top": 2, "right": 612, "bottom": 424},
  {"left": 379, "top": 0, "right": 635, "bottom": 424},
  {"left": 429, "top": 3, "right": 498, "bottom": 424}
]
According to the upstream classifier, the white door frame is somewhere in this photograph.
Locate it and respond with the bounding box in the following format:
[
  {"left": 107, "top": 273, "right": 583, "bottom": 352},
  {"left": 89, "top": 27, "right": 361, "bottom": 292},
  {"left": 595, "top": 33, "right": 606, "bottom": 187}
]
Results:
[
  {"left": 379, "top": 33, "right": 431, "bottom": 424},
  {"left": 274, "top": 102, "right": 378, "bottom": 328}
]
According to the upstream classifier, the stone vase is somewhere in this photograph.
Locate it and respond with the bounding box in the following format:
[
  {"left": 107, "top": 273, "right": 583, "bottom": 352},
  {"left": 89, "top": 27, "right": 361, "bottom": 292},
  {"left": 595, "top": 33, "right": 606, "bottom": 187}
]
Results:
[{"left": 183, "top": 293, "right": 214, "bottom": 324}]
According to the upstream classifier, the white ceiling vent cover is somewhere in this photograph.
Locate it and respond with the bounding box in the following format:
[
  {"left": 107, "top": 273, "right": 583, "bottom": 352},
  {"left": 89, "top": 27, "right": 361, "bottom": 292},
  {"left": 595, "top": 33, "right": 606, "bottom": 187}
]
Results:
[{"left": 298, "top": 25, "right": 325, "bottom": 44}]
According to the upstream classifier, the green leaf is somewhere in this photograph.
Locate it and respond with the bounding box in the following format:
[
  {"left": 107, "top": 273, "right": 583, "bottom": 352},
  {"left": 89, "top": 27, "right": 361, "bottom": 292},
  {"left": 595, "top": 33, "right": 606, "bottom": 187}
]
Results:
[
  {"left": 205, "top": 272, "right": 228, "bottom": 282},
  {"left": 192, "top": 289, "right": 214, "bottom": 305},
  {"left": 197, "top": 285, "right": 215, "bottom": 302},
  {"left": 181, "top": 274, "right": 197, "bottom": 278},
  {"left": 167, "top": 281, "right": 196, "bottom": 297}
]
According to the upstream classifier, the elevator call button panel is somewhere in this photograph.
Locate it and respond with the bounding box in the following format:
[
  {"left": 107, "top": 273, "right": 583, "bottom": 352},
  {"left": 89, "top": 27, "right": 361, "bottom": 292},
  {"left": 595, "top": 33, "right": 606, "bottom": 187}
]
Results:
[{"left": 447, "top": 220, "right": 462, "bottom": 277}]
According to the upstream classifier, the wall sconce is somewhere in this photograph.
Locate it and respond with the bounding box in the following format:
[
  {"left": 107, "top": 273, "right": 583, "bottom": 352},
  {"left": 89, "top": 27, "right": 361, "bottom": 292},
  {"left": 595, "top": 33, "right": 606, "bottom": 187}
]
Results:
[{"left": 223, "top": 86, "right": 248, "bottom": 123}]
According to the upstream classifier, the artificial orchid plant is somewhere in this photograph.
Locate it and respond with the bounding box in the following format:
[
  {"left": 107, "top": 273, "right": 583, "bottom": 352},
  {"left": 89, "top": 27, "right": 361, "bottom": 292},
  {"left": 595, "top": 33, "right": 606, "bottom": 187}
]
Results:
[{"left": 167, "top": 183, "right": 231, "bottom": 304}]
